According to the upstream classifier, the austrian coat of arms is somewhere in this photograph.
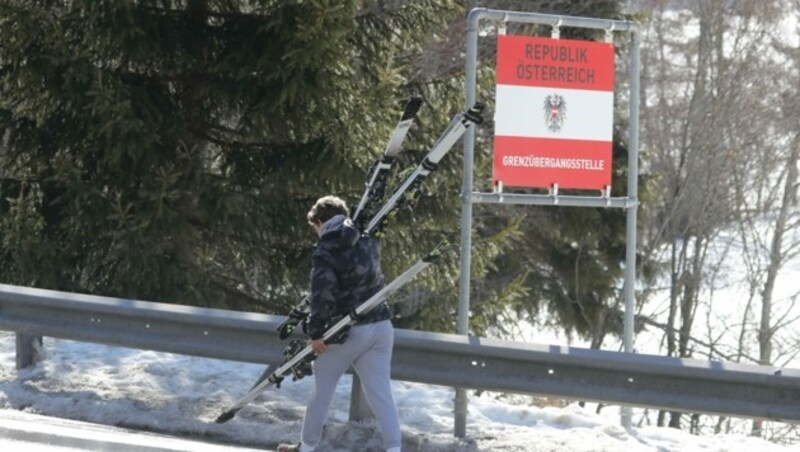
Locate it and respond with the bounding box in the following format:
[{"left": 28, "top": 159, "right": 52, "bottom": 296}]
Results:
[{"left": 543, "top": 94, "right": 567, "bottom": 132}]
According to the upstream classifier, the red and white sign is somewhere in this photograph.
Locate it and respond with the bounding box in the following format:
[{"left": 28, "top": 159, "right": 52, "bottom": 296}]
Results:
[{"left": 493, "top": 35, "right": 615, "bottom": 190}]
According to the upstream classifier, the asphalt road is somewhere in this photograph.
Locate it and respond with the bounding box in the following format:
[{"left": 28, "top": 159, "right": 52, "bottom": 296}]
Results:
[{"left": 0, "top": 409, "right": 268, "bottom": 452}]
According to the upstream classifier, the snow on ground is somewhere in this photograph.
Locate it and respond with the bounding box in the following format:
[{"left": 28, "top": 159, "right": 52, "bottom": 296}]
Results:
[{"left": 0, "top": 331, "right": 793, "bottom": 451}]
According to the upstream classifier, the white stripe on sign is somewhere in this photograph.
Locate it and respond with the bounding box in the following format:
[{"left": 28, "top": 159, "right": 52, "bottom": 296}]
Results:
[{"left": 494, "top": 84, "right": 613, "bottom": 142}]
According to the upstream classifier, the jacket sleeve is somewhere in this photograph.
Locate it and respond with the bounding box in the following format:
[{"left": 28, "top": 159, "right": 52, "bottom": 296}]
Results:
[{"left": 306, "top": 253, "right": 338, "bottom": 340}]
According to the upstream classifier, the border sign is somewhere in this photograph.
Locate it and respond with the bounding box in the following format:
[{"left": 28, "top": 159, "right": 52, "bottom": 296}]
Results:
[{"left": 493, "top": 35, "right": 615, "bottom": 190}]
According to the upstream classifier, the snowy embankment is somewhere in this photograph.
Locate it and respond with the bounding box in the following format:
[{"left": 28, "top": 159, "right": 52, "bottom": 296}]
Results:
[{"left": 0, "top": 331, "right": 792, "bottom": 451}]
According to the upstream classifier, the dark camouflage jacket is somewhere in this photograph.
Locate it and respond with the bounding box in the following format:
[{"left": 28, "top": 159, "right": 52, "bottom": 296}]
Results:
[{"left": 306, "top": 214, "right": 390, "bottom": 340}]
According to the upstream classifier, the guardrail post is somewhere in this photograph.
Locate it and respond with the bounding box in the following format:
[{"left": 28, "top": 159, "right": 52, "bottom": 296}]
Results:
[
  {"left": 348, "top": 374, "right": 372, "bottom": 421},
  {"left": 15, "top": 333, "right": 42, "bottom": 369}
]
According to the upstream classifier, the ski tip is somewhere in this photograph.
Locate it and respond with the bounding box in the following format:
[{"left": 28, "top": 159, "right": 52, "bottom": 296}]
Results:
[
  {"left": 214, "top": 410, "right": 236, "bottom": 424},
  {"left": 401, "top": 96, "right": 423, "bottom": 120}
]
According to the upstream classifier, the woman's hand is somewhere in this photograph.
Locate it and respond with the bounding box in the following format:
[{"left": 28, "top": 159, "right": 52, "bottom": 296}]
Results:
[{"left": 309, "top": 338, "right": 327, "bottom": 355}]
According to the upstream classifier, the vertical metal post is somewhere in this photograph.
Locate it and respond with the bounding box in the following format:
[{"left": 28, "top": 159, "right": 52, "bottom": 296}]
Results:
[
  {"left": 15, "top": 333, "right": 42, "bottom": 369},
  {"left": 455, "top": 8, "right": 484, "bottom": 439},
  {"left": 621, "top": 26, "right": 641, "bottom": 429},
  {"left": 349, "top": 373, "right": 372, "bottom": 421}
]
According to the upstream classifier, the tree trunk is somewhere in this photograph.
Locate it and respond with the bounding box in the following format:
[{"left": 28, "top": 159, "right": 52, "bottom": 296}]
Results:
[{"left": 752, "top": 137, "right": 799, "bottom": 437}]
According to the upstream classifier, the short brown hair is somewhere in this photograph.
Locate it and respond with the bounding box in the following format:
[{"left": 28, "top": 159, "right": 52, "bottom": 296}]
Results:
[{"left": 307, "top": 195, "right": 349, "bottom": 225}]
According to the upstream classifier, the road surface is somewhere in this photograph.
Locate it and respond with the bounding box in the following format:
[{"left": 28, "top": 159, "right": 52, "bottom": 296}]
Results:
[{"left": 0, "top": 409, "right": 267, "bottom": 451}]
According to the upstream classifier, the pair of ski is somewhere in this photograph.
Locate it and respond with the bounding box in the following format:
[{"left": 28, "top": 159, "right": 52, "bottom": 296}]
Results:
[
  {"left": 214, "top": 238, "right": 452, "bottom": 423},
  {"left": 276, "top": 98, "right": 484, "bottom": 341},
  {"left": 274, "top": 96, "right": 424, "bottom": 342},
  {"left": 214, "top": 99, "right": 484, "bottom": 424}
]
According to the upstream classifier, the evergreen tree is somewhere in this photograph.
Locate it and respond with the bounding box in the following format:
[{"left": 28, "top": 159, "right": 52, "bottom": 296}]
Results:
[
  {"left": 0, "top": 0, "right": 648, "bottom": 344},
  {"left": 0, "top": 0, "right": 466, "bottom": 310}
]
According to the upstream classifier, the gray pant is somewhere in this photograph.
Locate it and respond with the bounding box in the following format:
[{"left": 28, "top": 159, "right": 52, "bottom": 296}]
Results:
[{"left": 301, "top": 319, "right": 401, "bottom": 450}]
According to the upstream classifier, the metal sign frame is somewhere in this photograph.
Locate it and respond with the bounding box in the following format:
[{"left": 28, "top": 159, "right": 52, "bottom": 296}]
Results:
[{"left": 456, "top": 8, "right": 640, "bottom": 437}]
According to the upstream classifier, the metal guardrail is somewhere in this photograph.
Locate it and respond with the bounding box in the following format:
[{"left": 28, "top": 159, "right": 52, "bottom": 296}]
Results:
[{"left": 1, "top": 283, "right": 799, "bottom": 423}]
